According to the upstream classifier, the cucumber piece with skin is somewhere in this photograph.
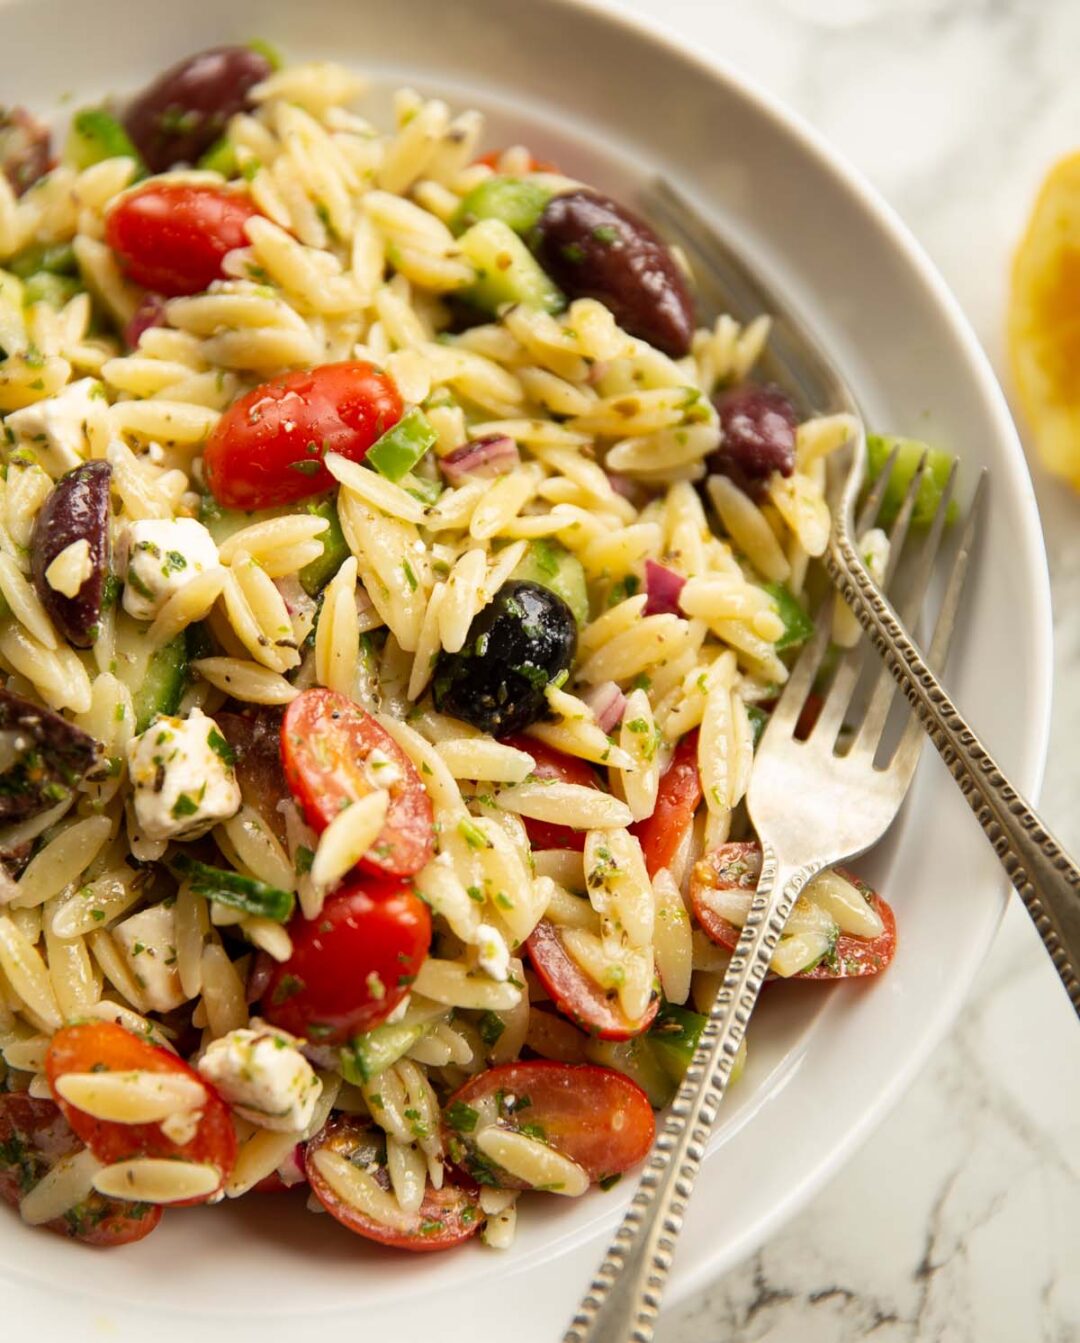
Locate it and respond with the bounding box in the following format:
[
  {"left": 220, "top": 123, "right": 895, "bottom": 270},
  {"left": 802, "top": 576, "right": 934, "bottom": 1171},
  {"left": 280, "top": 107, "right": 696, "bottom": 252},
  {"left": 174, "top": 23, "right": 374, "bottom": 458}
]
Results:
[
  {"left": 762, "top": 582, "right": 815, "bottom": 651},
  {"left": 114, "top": 615, "right": 189, "bottom": 732},
  {"left": 66, "top": 107, "right": 144, "bottom": 172},
  {"left": 451, "top": 177, "right": 553, "bottom": 237},
  {"left": 585, "top": 1034, "right": 676, "bottom": 1109},
  {"left": 647, "top": 1002, "right": 708, "bottom": 1083},
  {"left": 340, "top": 1021, "right": 428, "bottom": 1085},
  {"left": 458, "top": 218, "right": 564, "bottom": 316},
  {"left": 866, "top": 434, "right": 958, "bottom": 529},
  {"left": 169, "top": 855, "right": 295, "bottom": 922},
  {"left": 512, "top": 539, "right": 589, "bottom": 627},
  {"left": 299, "top": 498, "right": 350, "bottom": 596}
]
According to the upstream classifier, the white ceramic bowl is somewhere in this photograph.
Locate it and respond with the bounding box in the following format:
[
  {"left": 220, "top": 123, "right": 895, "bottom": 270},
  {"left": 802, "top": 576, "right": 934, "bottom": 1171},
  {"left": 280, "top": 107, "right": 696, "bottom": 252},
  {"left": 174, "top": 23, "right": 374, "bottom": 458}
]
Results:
[{"left": 0, "top": 1, "right": 1052, "bottom": 1338}]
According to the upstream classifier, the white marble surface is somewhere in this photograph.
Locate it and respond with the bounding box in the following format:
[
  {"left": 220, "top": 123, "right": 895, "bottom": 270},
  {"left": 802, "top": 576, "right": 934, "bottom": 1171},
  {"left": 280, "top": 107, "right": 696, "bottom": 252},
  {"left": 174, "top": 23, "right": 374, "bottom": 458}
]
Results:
[{"left": 597, "top": 1, "right": 1080, "bottom": 1339}]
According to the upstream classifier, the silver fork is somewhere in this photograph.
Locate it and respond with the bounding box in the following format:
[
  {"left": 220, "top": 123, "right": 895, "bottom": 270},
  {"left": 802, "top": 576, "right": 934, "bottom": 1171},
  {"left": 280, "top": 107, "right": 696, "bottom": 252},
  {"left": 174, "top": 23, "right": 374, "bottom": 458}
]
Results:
[{"left": 562, "top": 179, "right": 977, "bottom": 1343}]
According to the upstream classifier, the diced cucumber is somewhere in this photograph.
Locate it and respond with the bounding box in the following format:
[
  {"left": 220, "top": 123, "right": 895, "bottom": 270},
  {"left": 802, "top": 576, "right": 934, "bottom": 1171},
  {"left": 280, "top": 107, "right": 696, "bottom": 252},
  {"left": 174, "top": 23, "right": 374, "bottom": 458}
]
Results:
[
  {"left": 366, "top": 407, "right": 438, "bottom": 483},
  {"left": 866, "top": 434, "right": 958, "bottom": 529},
  {"left": 458, "top": 218, "right": 564, "bottom": 316},
  {"left": 197, "top": 137, "right": 238, "bottom": 178},
  {"left": 585, "top": 1034, "right": 676, "bottom": 1109},
  {"left": 340, "top": 1021, "right": 428, "bottom": 1085},
  {"left": 299, "top": 498, "right": 350, "bottom": 596},
  {"left": 169, "top": 855, "right": 295, "bottom": 923},
  {"left": 247, "top": 38, "right": 283, "bottom": 71},
  {"left": 647, "top": 1002, "right": 708, "bottom": 1083},
  {"left": 763, "top": 582, "right": 815, "bottom": 651},
  {"left": 66, "top": 107, "right": 145, "bottom": 173},
  {"left": 114, "top": 617, "right": 189, "bottom": 731},
  {"left": 512, "top": 539, "right": 589, "bottom": 627},
  {"left": 7, "top": 242, "right": 78, "bottom": 280},
  {"left": 400, "top": 472, "right": 443, "bottom": 507},
  {"left": 451, "top": 177, "right": 552, "bottom": 237},
  {"left": 23, "top": 272, "right": 82, "bottom": 309},
  {"left": 746, "top": 703, "right": 768, "bottom": 746},
  {"left": 197, "top": 493, "right": 280, "bottom": 546}
]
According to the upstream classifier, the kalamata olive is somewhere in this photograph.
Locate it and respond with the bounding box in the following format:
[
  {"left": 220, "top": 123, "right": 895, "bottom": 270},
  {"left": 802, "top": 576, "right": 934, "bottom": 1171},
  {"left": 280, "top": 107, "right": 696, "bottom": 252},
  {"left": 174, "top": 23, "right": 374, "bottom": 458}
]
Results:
[
  {"left": 533, "top": 190, "right": 695, "bottom": 357},
  {"left": 709, "top": 383, "right": 798, "bottom": 496},
  {"left": 0, "top": 107, "right": 51, "bottom": 197},
  {"left": 122, "top": 45, "right": 272, "bottom": 173},
  {"left": 0, "top": 687, "right": 101, "bottom": 821},
  {"left": 215, "top": 708, "right": 289, "bottom": 846},
  {"left": 30, "top": 461, "right": 112, "bottom": 648},
  {"left": 432, "top": 580, "right": 577, "bottom": 735}
]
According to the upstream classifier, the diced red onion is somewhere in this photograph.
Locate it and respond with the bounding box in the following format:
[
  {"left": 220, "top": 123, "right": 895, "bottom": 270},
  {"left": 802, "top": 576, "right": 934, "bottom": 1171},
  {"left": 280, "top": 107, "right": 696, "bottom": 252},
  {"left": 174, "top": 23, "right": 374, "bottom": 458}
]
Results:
[
  {"left": 606, "top": 471, "right": 638, "bottom": 500},
  {"left": 246, "top": 955, "right": 273, "bottom": 1005},
  {"left": 123, "top": 294, "right": 167, "bottom": 349},
  {"left": 439, "top": 434, "right": 520, "bottom": 485},
  {"left": 644, "top": 559, "right": 686, "bottom": 616},
  {"left": 582, "top": 680, "right": 627, "bottom": 733},
  {"left": 277, "top": 1143, "right": 308, "bottom": 1188}
]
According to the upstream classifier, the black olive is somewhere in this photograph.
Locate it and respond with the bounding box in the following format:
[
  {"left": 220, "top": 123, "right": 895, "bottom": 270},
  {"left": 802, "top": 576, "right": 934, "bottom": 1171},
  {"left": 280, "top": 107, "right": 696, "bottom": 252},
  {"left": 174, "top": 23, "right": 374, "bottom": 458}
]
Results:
[
  {"left": 0, "top": 686, "right": 102, "bottom": 821},
  {"left": 432, "top": 581, "right": 577, "bottom": 735},
  {"left": 30, "top": 460, "right": 112, "bottom": 648}
]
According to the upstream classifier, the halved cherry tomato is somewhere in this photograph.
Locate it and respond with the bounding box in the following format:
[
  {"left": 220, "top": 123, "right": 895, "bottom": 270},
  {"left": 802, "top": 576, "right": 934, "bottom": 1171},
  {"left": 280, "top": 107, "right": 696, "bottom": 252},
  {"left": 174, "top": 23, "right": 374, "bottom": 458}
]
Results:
[
  {"left": 104, "top": 183, "right": 260, "bottom": 295},
  {"left": 281, "top": 689, "right": 434, "bottom": 877},
  {"left": 203, "top": 362, "right": 403, "bottom": 509},
  {"left": 306, "top": 1115, "right": 481, "bottom": 1251},
  {"left": 261, "top": 875, "right": 431, "bottom": 1044},
  {"left": 0, "top": 1093, "right": 163, "bottom": 1246},
  {"left": 45, "top": 1021, "right": 236, "bottom": 1200},
  {"left": 525, "top": 918, "right": 658, "bottom": 1040},
  {"left": 690, "top": 842, "right": 898, "bottom": 979},
  {"left": 500, "top": 734, "right": 602, "bottom": 852},
  {"left": 631, "top": 730, "right": 701, "bottom": 878},
  {"left": 443, "top": 1060, "right": 654, "bottom": 1188},
  {"left": 474, "top": 149, "right": 559, "bottom": 173}
]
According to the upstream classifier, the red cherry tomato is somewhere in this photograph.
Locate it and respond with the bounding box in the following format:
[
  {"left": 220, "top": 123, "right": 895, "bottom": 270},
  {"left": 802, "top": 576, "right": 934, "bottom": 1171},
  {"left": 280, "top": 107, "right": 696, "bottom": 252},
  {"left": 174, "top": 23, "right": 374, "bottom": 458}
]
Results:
[
  {"left": 261, "top": 875, "right": 431, "bottom": 1044},
  {"left": 306, "top": 1115, "right": 481, "bottom": 1251},
  {"left": 631, "top": 731, "right": 702, "bottom": 878},
  {"left": 45, "top": 1021, "right": 236, "bottom": 1201},
  {"left": 104, "top": 183, "right": 260, "bottom": 296},
  {"left": 281, "top": 689, "right": 434, "bottom": 878},
  {"left": 203, "top": 362, "right": 403, "bottom": 509},
  {"left": 501, "top": 735, "right": 602, "bottom": 852},
  {"left": 474, "top": 149, "right": 559, "bottom": 173},
  {"left": 0, "top": 1093, "right": 163, "bottom": 1246},
  {"left": 690, "top": 842, "right": 898, "bottom": 979},
  {"left": 443, "top": 1061, "right": 654, "bottom": 1188},
  {"left": 525, "top": 918, "right": 658, "bottom": 1040}
]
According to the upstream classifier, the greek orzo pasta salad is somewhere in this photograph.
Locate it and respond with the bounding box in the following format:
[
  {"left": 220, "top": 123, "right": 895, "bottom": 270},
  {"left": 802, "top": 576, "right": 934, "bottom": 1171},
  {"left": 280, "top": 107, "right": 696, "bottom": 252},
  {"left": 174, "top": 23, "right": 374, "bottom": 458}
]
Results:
[{"left": 0, "top": 44, "right": 949, "bottom": 1252}]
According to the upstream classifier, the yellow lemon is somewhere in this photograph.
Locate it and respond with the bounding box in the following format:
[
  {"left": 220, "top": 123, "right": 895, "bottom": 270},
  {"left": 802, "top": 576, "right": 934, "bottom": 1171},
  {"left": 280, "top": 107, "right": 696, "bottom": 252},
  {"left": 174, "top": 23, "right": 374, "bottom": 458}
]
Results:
[{"left": 1009, "top": 151, "right": 1080, "bottom": 489}]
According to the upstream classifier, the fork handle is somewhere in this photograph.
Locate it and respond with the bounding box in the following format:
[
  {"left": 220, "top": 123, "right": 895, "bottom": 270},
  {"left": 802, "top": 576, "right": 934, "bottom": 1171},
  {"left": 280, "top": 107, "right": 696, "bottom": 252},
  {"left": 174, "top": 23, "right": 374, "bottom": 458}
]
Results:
[
  {"left": 562, "top": 852, "right": 824, "bottom": 1343},
  {"left": 827, "top": 539, "right": 1080, "bottom": 1016}
]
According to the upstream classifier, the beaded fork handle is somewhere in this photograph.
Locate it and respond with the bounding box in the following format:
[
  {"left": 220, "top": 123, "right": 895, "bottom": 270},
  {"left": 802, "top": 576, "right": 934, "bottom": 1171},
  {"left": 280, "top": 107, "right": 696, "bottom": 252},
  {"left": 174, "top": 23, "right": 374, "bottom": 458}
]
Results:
[
  {"left": 825, "top": 533, "right": 1080, "bottom": 1015},
  {"left": 562, "top": 852, "right": 824, "bottom": 1343}
]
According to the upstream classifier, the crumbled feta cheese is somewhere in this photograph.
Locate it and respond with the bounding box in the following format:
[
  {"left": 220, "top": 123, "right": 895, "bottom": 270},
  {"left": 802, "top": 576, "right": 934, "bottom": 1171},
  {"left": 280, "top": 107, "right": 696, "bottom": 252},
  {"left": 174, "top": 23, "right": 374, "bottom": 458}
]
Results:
[
  {"left": 363, "top": 746, "right": 400, "bottom": 791},
  {"left": 4, "top": 379, "right": 104, "bottom": 477},
  {"left": 126, "top": 708, "right": 241, "bottom": 841},
  {"left": 476, "top": 923, "right": 510, "bottom": 982},
  {"left": 112, "top": 904, "right": 187, "bottom": 1013},
  {"left": 122, "top": 517, "right": 220, "bottom": 622},
  {"left": 198, "top": 1025, "right": 322, "bottom": 1132}
]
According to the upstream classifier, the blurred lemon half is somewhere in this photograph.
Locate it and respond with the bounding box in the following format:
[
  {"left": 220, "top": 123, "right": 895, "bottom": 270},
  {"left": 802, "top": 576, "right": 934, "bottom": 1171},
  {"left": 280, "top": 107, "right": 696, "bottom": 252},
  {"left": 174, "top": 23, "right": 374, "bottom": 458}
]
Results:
[{"left": 1009, "top": 151, "right": 1080, "bottom": 489}]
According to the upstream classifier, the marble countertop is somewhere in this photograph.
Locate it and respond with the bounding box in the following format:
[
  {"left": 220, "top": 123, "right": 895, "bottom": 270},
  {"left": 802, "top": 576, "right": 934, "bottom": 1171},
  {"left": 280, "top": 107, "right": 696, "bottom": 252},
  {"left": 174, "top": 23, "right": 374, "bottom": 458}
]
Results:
[{"left": 599, "top": 1, "right": 1080, "bottom": 1339}]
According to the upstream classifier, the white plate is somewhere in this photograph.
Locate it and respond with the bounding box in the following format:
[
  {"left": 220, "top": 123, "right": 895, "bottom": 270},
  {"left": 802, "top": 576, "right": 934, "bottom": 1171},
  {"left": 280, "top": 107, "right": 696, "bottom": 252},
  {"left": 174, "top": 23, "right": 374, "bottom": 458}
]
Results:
[{"left": 0, "top": 1, "right": 1052, "bottom": 1338}]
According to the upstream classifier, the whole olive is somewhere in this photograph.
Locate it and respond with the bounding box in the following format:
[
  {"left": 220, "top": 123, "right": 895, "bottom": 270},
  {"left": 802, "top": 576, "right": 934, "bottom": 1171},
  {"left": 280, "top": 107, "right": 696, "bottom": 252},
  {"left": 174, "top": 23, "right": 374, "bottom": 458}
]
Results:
[
  {"left": 533, "top": 190, "right": 695, "bottom": 357},
  {"left": 122, "top": 45, "right": 272, "bottom": 173},
  {"left": 30, "top": 460, "right": 112, "bottom": 648},
  {"left": 709, "top": 383, "right": 798, "bottom": 496},
  {"left": 0, "top": 106, "right": 51, "bottom": 198},
  {"left": 432, "top": 580, "right": 578, "bottom": 735}
]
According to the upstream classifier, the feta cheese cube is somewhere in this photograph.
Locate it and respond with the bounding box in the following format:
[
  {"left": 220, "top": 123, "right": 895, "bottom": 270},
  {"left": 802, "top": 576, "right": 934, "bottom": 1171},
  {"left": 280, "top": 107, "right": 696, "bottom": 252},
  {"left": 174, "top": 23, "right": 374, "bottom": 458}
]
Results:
[
  {"left": 197, "top": 1025, "right": 323, "bottom": 1132},
  {"left": 4, "top": 379, "right": 105, "bottom": 477},
  {"left": 122, "top": 517, "right": 220, "bottom": 622},
  {"left": 476, "top": 923, "right": 510, "bottom": 982},
  {"left": 127, "top": 707, "right": 241, "bottom": 841},
  {"left": 112, "top": 904, "right": 187, "bottom": 1014}
]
